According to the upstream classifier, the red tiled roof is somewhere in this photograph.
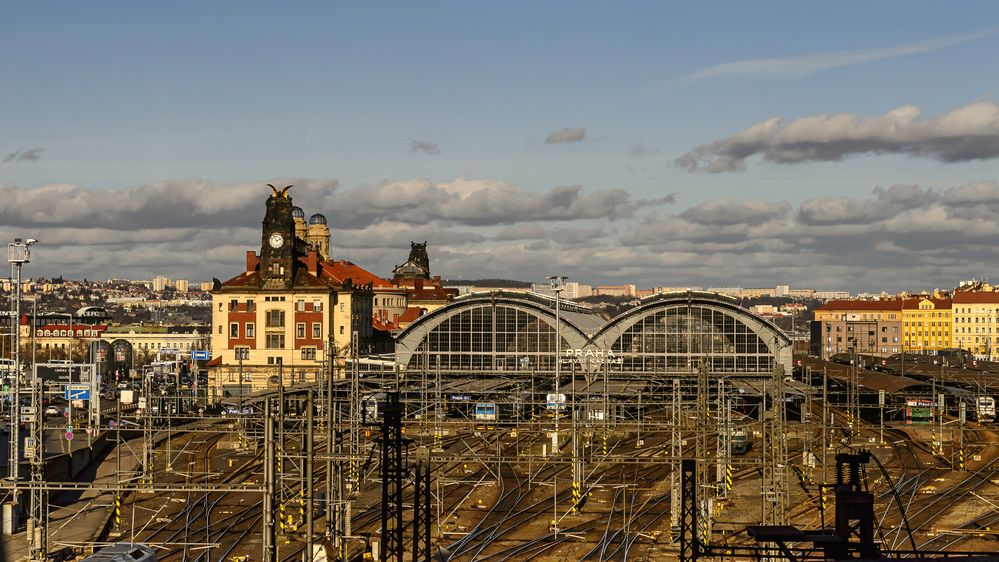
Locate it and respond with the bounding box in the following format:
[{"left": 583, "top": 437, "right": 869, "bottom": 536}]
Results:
[
  {"left": 320, "top": 260, "right": 393, "bottom": 288},
  {"left": 953, "top": 291, "right": 999, "bottom": 304},
  {"left": 292, "top": 268, "right": 328, "bottom": 288},
  {"left": 218, "top": 267, "right": 330, "bottom": 291},
  {"left": 901, "top": 297, "right": 952, "bottom": 310},
  {"left": 372, "top": 306, "right": 425, "bottom": 332},
  {"left": 220, "top": 270, "right": 260, "bottom": 289},
  {"left": 406, "top": 286, "right": 457, "bottom": 301},
  {"left": 815, "top": 300, "right": 903, "bottom": 311},
  {"left": 398, "top": 307, "right": 423, "bottom": 322}
]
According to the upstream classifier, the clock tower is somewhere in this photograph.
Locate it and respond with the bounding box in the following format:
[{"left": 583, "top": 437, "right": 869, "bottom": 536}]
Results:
[{"left": 260, "top": 184, "right": 297, "bottom": 289}]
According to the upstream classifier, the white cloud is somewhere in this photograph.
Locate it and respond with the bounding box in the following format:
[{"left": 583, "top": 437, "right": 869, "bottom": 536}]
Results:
[
  {"left": 686, "top": 28, "right": 999, "bottom": 81},
  {"left": 675, "top": 100, "right": 999, "bottom": 172},
  {"left": 11, "top": 175, "right": 999, "bottom": 293},
  {"left": 545, "top": 127, "right": 587, "bottom": 144}
]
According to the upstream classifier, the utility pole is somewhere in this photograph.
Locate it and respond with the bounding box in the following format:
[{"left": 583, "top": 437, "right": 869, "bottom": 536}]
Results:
[
  {"left": 548, "top": 275, "right": 567, "bottom": 457},
  {"left": 27, "top": 375, "right": 45, "bottom": 562},
  {"left": 761, "top": 348, "right": 789, "bottom": 526},
  {"left": 379, "top": 392, "right": 405, "bottom": 562},
  {"left": 670, "top": 377, "right": 682, "bottom": 529},
  {"left": 263, "top": 399, "right": 276, "bottom": 562},
  {"left": 305, "top": 389, "right": 315, "bottom": 562},
  {"left": 7, "top": 238, "right": 36, "bottom": 490}
]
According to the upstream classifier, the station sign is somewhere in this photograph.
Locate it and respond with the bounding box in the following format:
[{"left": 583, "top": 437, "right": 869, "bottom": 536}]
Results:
[
  {"left": 192, "top": 350, "right": 210, "bottom": 361},
  {"left": 561, "top": 348, "right": 624, "bottom": 366},
  {"left": 65, "top": 384, "right": 90, "bottom": 401}
]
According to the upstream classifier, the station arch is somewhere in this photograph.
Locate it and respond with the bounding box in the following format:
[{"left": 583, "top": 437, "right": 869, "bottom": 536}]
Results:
[
  {"left": 394, "top": 291, "right": 791, "bottom": 377},
  {"left": 591, "top": 292, "right": 792, "bottom": 376},
  {"left": 394, "top": 291, "right": 593, "bottom": 372}
]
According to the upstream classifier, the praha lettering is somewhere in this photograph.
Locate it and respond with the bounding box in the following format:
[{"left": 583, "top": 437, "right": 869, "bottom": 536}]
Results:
[{"left": 561, "top": 348, "right": 623, "bottom": 365}]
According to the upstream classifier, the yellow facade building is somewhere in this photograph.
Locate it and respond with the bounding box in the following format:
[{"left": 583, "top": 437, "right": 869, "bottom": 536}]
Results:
[
  {"left": 209, "top": 187, "right": 375, "bottom": 394},
  {"left": 952, "top": 291, "right": 999, "bottom": 358},
  {"left": 901, "top": 297, "right": 952, "bottom": 354}
]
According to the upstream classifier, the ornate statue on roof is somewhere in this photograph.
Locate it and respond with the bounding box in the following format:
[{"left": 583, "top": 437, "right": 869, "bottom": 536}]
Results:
[
  {"left": 267, "top": 184, "right": 293, "bottom": 198},
  {"left": 393, "top": 241, "right": 431, "bottom": 280}
]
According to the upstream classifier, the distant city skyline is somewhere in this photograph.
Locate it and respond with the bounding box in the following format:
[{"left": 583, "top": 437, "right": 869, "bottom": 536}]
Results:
[{"left": 3, "top": 3, "right": 999, "bottom": 292}]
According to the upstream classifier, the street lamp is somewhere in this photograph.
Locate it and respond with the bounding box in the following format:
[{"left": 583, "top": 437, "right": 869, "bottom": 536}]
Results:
[
  {"left": 548, "top": 275, "right": 567, "bottom": 455},
  {"left": 7, "top": 237, "right": 36, "bottom": 483}
]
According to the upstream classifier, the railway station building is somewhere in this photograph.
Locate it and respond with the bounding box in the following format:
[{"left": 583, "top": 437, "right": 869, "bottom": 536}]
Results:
[{"left": 393, "top": 290, "right": 793, "bottom": 377}]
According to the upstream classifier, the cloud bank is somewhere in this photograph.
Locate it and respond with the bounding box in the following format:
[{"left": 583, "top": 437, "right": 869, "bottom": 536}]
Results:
[
  {"left": 7, "top": 177, "right": 999, "bottom": 293},
  {"left": 675, "top": 100, "right": 999, "bottom": 172},
  {"left": 686, "top": 28, "right": 999, "bottom": 81}
]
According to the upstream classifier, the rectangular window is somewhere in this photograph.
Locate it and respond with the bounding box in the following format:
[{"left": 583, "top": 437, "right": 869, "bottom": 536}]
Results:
[
  {"left": 246, "top": 299, "right": 254, "bottom": 311},
  {"left": 301, "top": 347, "right": 316, "bottom": 360},
  {"left": 297, "top": 323, "right": 306, "bottom": 338},
  {"left": 235, "top": 347, "right": 250, "bottom": 360},
  {"left": 266, "top": 334, "right": 285, "bottom": 349},
  {"left": 267, "top": 356, "right": 274, "bottom": 365},
  {"left": 312, "top": 322, "right": 321, "bottom": 338},
  {"left": 230, "top": 323, "right": 239, "bottom": 338},
  {"left": 313, "top": 300, "right": 322, "bottom": 311},
  {"left": 340, "top": 326, "right": 345, "bottom": 335},
  {"left": 296, "top": 300, "right": 305, "bottom": 312},
  {"left": 230, "top": 299, "right": 238, "bottom": 311},
  {"left": 246, "top": 323, "right": 255, "bottom": 338},
  {"left": 340, "top": 302, "right": 345, "bottom": 312},
  {"left": 218, "top": 325, "right": 223, "bottom": 335},
  {"left": 266, "top": 310, "right": 285, "bottom": 327}
]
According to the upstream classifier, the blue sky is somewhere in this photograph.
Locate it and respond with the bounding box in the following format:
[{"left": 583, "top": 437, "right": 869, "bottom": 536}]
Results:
[{"left": 4, "top": 3, "right": 999, "bottom": 291}]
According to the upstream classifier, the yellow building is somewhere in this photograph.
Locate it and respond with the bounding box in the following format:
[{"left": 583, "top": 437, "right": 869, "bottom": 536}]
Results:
[
  {"left": 209, "top": 186, "right": 375, "bottom": 394},
  {"left": 901, "top": 297, "right": 952, "bottom": 354},
  {"left": 952, "top": 291, "right": 999, "bottom": 358}
]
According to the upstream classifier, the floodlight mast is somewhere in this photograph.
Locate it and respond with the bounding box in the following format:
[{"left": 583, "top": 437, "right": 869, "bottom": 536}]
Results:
[
  {"left": 8, "top": 239, "right": 34, "bottom": 480},
  {"left": 547, "top": 275, "right": 568, "bottom": 535}
]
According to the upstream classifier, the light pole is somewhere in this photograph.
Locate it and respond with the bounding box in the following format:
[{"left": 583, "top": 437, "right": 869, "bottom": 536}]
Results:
[
  {"left": 7, "top": 237, "right": 36, "bottom": 487},
  {"left": 548, "top": 276, "right": 567, "bottom": 455},
  {"left": 547, "top": 275, "right": 567, "bottom": 536}
]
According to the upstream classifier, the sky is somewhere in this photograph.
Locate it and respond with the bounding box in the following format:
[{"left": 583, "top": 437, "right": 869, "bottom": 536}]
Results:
[{"left": 4, "top": 2, "right": 999, "bottom": 293}]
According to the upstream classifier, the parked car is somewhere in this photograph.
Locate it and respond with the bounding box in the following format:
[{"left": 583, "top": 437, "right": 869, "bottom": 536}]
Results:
[{"left": 45, "top": 405, "right": 63, "bottom": 417}]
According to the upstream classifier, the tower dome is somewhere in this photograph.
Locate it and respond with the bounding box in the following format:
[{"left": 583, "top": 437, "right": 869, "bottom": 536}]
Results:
[
  {"left": 309, "top": 213, "right": 327, "bottom": 225},
  {"left": 292, "top": 206, "right": 305, "bottom": 219}
]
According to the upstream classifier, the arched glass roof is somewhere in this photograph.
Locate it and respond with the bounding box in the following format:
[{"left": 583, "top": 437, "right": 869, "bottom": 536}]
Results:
[
  {"left": 395, "top": 290, "right": 791, "bottom": 376},
  {"left": 395, "top": 291, "right": 594, "bottom": 371}
]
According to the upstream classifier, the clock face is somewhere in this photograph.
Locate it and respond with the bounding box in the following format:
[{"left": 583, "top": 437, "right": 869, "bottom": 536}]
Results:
[{"left": 268, "top": 233, "right": 284, "bottom": 249}]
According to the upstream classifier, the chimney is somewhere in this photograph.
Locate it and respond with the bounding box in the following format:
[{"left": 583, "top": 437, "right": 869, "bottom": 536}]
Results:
[
  {"left": 246, "top": 251, "right": 259, "bottom": 272},
  {"left": 306, "top": 251, "right": 318, "bottom": 275}
]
